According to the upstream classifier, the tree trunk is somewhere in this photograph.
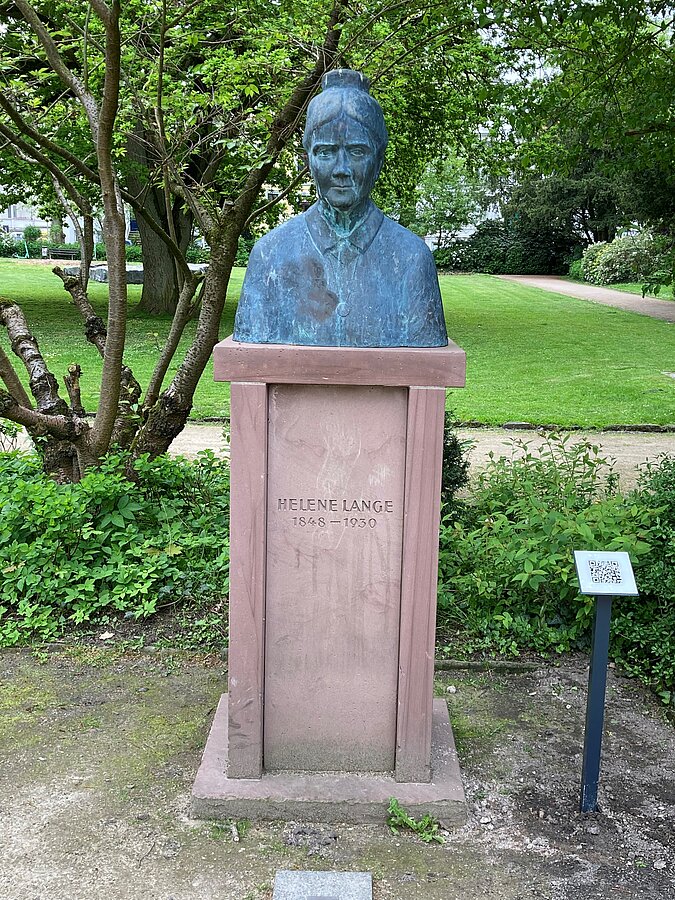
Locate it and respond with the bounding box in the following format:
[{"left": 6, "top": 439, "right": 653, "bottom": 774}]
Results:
[
  {"left": 50, "top": 217, "right": 65, "bottom": 244},
  {"left": 135, "top": 214, "right": 180, "bottom": 315},
  {"left": 126, "top": 125, "right": 194, "bottom": 317},
  {"left": 133, "top": 197, "right": 194, "bottom": 316}
]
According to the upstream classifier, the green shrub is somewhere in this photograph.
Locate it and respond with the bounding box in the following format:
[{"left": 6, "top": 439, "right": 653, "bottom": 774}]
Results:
[
  {"left": 580, "top": 241, "right": 608, "bottom": 283},
  {"left": 439, "top": 437, "right": 654, "bottom": 653},
  {"left": 434, "top": 220, "right": 581, "bottom": 275},
  {"left": 91, "top": 244, "right": 143, "bottom": 262},
  {"left": 437, "top": 436, "right": 671, "bottom": 701},
  {"left": 23, "top": 225, "right": 42, "bottom": 243},
  {"left": 612, "top": 455, "right": 675, "bottom": 703},
  {"left": 187, "top": 243, "right": 210, "bottom": 264},
  {"left": 0, "top": 450, "right": 230, "bottom": 646},
  {"left": 125, "top": 244, "right": 143, "bottom": 262},
  {"left": 0, "top": 233, "right": 21, "bottom": 258},
  {"left": 0, "top": 421, "right": 20, "bottom": 452},
  {"left": 568, "top": 258, "right": 585, "bottom": 281},
  {"left": 441, "top": 411, "right": 471, "bottom": 506},
  {"left": 235, "top": 235, "right": 255, "bottom": 266},
  {"left": 581, "top": 231, "right": 670, "bottom": 285}
]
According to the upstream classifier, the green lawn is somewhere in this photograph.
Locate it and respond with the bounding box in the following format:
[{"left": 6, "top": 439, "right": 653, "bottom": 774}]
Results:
[
  {"left": 566, "top": 276, "right": 674, "bottom": 301},
  {"left": 604, "top": 282, "right": 674, "bottom": 301},
  {"left": 1, "top": 260, "right": 673, "bottom": 426}
]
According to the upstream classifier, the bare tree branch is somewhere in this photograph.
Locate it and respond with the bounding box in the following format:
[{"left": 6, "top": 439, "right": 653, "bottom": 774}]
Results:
[
  {"left": 63, "top": 363, "right": 86, "bottom": 416},
  {"left": 52, "top": 266, "right": 107, "bottom": 355},
  {"left": 0, "top": 344, "right": 32, "bottom": 408},
  {"left": 0, "top": 300, "right": 70, "bottom": 417},
  {"left": 88, "top": 0, "right": 112, "bottom": 25},
  {"left": 143, "top": 271, "right": 201, "bottom": 410},
  {"left": 0, "top": 389, "right": 79, "bottom": 439},
  {"left": 86, "top": 0, "right": 128, "bottom": 457}
]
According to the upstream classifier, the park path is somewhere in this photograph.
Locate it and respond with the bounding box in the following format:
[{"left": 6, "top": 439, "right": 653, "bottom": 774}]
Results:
[
  {"left": 168, "top": 424, "right": 675, "bottom": 490},
  {"left": 497, "top": 274, "right": 675, "bottom": 323},
  {"left": 12, "top": 426, "right": 674, "bottom": 488}
]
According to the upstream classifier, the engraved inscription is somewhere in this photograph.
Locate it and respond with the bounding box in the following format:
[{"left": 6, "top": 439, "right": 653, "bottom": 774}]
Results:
[{"left": 277, "top": 496, "right": 394, "bottom": 528}]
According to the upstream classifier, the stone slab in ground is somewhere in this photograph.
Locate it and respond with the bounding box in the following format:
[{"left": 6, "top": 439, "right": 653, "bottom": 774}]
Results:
[
  {"left": 62, "top": 262, "right": 208, "bottom": 283},
  {"left": 273, "top": 870, "right": 371, "bottom": 900},
  {"left": 1, "top": 648, "right": 674, "bottom": 900}
]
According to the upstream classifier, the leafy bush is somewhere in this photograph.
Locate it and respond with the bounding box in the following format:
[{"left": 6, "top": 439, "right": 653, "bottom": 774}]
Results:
[
  {"left": 0, "top": 450, "right": 230, "bottom": 646},
  {"left": 581, "top": 231, "right": 670, "bottom": 285},
  {"left": 235, "top": 235, "right": 255, "bottom": 266},
  {"left": 434, "top": 220, "right": 581, "bottom": 275},
  {"left": 612, "top": 456, "right": 675, "bottom": 703},
  {"left": 568, "top": 258, "right": 585, "bottom": 281},
  {"left": 0, "top": 421, "right": 20, "bottom": 452},
  {"left": 441, "top": 411, "right": 471, "bottom": 506},
  {"left": 92, "top": 243, "right": 144, "bottom": 262},
  {"left": 187, "top": 243, "right": 210, "bottom": 264},
  {"left": 125, "top": 244, "right": 143, "bottom": 262},
  {"left": 580, "top": 241, "right": 608, "bottom": 283},
  {"left": 437, "top": 436, "right": 672, "bottom": 703},
  {"left": 23, "top": 225, "right": 42, "bottom": 243},
  {"left": 0, "top": 233, "right": 21, "bottom": 257}
]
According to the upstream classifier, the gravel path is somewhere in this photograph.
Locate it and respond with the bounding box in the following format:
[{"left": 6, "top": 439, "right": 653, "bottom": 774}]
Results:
[
  {"left": 12, "top": 424, "right": 674, "bottom": 489},
  {"left": 167, "top": 424, "right": 675, "bottom": 490},
  {"left": 496, "top": 275, "right": 675, "bottom": 322}
]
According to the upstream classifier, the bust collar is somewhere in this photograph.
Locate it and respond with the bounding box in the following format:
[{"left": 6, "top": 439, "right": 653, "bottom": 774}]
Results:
[{"left": 304, "top": 200, "right": 384, "bottom": 254}]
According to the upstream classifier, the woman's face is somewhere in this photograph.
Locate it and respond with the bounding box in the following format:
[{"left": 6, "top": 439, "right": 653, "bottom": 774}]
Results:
[{"left": 308, "top": 115, "right": 381, "bottom": 212}]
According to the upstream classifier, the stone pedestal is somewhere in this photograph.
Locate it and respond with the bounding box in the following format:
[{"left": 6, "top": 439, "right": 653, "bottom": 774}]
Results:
[{"left": 191, "top": 337, "right": 467, "bottom": 824}]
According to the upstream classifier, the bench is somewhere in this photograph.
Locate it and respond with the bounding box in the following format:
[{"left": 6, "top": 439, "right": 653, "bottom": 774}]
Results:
[{"left": 46, "top": 248, "right": 80, "bottom": 260}]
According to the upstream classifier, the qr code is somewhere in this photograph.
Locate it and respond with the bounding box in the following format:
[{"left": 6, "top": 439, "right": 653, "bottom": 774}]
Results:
[{"left": 588, "top": 559, "right": 623, "bottom": 584}]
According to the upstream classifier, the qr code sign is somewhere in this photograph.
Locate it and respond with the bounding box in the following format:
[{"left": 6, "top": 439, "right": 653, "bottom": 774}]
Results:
[{"left": 588, "top": 559, "right": 623, "bottom": 585}]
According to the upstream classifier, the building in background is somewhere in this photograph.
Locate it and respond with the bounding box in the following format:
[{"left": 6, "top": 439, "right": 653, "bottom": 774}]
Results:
[{"left": 1, "top": 201, "right": 77, "bottom": 242}]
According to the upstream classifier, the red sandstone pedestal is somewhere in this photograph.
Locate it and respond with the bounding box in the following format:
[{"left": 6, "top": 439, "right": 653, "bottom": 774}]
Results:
[{"left": 191, "top": 337, "right": 468, "bottom": 824}]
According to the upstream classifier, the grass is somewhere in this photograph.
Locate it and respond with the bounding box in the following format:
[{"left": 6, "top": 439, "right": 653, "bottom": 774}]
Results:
[
  {"left": 1, "top": 259, "right": 673, "bottom": 427},
  {"left": 566, "top": 276, "right": 674, "bottom": 301},
  {"left": 604, "top": 282, "right": 674, "bottom": 301}
]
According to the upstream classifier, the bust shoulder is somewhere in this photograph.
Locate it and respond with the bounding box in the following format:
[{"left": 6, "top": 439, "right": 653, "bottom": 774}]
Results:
[
  {"left": 380, "top": 215, "right": 432, "bottom": 256},
  {"left": 377, "top": 215, "right": 437, "bottom": 276},
  {"left": 248, "top": 212, "right": 309, "bottom": 261}
]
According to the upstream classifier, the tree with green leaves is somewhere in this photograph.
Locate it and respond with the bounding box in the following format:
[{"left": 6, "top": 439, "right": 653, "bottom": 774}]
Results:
[
  {"left": 0, "top": 0, "right": 506, "bottom": 480},
  {"left": 406, "top": 155, "right": 486, "bottom": 248},
  {"left": 492, "top": 0, "right": 675, "bottom": 239}
]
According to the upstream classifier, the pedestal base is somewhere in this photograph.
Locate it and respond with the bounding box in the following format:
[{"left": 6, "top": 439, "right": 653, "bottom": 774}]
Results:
[{"left": 191, "top": 695, "right": 467, "bottom": 825}]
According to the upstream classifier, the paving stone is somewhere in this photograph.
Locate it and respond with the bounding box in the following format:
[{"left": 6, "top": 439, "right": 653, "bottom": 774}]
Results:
[{"left": 273, "top": 870, "right": 372, "bottom": 900}]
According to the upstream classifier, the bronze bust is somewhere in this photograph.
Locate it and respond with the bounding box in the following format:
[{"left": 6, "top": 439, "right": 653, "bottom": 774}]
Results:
[{"left": 234, "top": 69, "right": 448, "bottom": 348}]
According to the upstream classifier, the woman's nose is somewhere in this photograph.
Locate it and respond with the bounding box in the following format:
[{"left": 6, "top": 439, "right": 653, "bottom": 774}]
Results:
[{"left": 333, "top": 147, "right": 352, "bottom": 177}]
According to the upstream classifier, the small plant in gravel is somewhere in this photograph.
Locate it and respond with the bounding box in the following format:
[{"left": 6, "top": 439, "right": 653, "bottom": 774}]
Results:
[{"left": 387, "top": 797, "right": 445, "bottom": 844}]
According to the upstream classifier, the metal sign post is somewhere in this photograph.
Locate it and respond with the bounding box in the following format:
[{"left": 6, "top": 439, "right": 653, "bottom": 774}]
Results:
[{"left": 573, "top": 551, "right": 639, "bottom": 814}]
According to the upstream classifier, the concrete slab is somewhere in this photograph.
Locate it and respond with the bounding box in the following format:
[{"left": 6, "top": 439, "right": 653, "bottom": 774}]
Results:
[
  {"left": 191, "top": 695, "right": 466, "bottom": 825},
  {"left": 273, "top": 870, "right": 372, "bottom": 900}
]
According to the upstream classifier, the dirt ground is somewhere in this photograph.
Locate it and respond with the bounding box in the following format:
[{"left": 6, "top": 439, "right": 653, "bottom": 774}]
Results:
[{"left": 1, "top": 648, "right": 673, "bottom": 900}]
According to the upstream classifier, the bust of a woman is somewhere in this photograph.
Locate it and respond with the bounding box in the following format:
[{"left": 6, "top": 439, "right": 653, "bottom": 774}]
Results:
[{"left": 233, "top": 69, "right": 448, "bottom": 348}]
